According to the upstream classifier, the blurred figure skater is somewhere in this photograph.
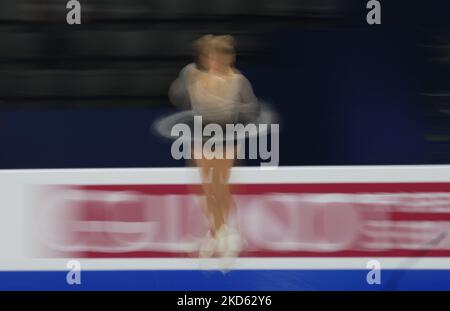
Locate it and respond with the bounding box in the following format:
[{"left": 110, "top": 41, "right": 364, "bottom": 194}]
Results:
[{"left": 169, "top": 35, "right": 259, "bottom": 265}]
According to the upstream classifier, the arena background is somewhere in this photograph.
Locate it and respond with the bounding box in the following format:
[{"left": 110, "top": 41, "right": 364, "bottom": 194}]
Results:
[{"left": 0, "top": 0, "right": 450, "bottom": 290}]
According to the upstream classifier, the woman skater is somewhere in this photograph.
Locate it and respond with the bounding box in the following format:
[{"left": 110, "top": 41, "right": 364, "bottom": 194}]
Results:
[{"left": 169, "top": 35, "right": 259, "bottom": 263}]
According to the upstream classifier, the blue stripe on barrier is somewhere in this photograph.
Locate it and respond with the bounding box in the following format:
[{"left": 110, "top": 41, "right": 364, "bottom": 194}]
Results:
[{"left": 0, "top": 270, "right": 449, "bottom": 291}]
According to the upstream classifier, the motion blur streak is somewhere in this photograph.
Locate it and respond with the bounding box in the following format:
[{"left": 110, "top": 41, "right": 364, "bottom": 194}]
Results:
[
  {"left": 0, "top": 0, "right": 350, "bottom": 108},
  {"left": 32, "top": 183, "right": 450, "bottom": 258}
]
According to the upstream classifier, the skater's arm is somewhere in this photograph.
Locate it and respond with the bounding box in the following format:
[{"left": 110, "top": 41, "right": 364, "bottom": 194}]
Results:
[
  {"left": 168, "top": 64, "right": 197, "bottom": 109},
  {"left": 238, "top": 75, "right": 260, "bottom": 121}
]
